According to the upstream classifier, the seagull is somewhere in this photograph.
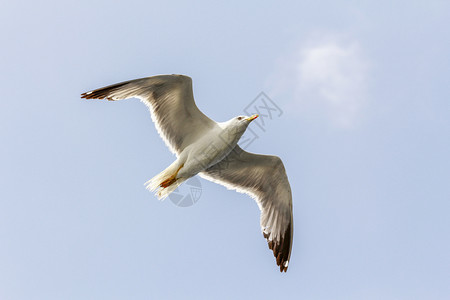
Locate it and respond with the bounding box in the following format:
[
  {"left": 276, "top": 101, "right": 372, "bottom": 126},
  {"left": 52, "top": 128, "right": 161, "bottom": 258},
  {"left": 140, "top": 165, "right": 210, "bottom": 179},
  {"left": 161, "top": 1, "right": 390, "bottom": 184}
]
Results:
[{"left": 81, "top": 74, "right": 293, "bottom": 272}]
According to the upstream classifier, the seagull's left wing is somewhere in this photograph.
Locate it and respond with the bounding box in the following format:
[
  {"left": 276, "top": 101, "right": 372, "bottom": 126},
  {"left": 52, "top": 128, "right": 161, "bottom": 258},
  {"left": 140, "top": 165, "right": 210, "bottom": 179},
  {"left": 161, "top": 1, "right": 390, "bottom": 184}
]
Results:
[
  {"left": 200, "top": 146, "right": 293, "bottom": 272},
  {"left": 81, "top": 75, "right": 217, "bottom": 155}
]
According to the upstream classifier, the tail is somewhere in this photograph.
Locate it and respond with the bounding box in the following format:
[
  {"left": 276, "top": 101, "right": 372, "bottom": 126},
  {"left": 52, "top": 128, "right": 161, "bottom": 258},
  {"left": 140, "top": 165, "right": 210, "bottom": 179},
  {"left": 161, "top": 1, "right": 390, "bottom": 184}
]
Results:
[{"left": 144, "top": 161, "right": 187, "bottom": 200}]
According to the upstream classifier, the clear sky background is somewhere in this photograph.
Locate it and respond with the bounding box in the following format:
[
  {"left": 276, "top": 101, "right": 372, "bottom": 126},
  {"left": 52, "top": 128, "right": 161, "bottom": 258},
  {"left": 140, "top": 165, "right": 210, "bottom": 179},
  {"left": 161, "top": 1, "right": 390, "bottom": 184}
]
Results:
[{"left": 1, "top": 1, "right": 449, "bottom": 299}]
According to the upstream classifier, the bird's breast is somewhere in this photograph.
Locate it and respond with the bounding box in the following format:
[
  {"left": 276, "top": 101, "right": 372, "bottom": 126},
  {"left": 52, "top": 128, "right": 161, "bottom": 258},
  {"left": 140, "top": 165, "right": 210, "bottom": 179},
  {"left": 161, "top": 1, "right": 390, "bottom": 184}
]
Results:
[{"left": 182, "top": 127, "right": 242, "bottom": 175}]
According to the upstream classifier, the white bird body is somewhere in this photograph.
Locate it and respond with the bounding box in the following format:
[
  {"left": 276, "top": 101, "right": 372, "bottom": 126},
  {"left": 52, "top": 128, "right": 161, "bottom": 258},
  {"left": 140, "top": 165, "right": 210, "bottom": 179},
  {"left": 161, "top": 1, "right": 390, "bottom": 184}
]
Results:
[
  {"left": 146, "top": 117, "right": 254, "bottom": 199},
  {"left": 181, "top": 119, "right": 249, "bottom": 176},
  {"left": 82, "top": 74, "right": 293, "bottom": 272}
]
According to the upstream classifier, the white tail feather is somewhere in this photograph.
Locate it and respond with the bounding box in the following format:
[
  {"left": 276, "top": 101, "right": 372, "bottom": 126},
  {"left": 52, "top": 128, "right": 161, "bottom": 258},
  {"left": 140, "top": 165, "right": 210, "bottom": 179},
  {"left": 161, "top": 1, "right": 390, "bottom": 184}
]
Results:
[
  {"left": 144, "top": 161, "right": 186, "bottom": 200},
  {"left": 145, "top": 177, "right": 187, "bottom": 200}
]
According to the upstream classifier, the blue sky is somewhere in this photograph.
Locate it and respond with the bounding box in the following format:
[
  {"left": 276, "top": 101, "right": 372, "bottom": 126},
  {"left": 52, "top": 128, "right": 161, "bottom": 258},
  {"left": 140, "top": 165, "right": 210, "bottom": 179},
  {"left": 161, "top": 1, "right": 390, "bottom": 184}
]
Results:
[{"left": 1, "top": 0, "right": 449, "bottom": 299}]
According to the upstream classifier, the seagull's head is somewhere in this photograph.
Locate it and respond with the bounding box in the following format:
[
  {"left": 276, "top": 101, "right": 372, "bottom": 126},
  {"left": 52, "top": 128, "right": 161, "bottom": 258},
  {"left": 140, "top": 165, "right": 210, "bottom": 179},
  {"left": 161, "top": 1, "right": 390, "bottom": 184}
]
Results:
[
  {"left": 231, "top": 114, "right": 259, "bottom": 128},
  {"left": 235, "top": 114, "right": 258, "bottom": 123},
  {"left": 222, "top": 114, "right": 259, "bottom": 135}
]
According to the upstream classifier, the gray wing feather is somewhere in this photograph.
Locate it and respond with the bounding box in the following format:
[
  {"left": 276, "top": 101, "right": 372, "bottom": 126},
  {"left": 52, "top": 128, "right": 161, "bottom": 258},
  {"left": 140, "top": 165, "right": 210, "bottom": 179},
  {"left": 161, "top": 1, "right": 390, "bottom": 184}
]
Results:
[
  {"left": 81, "top": 74, "right": 217, "bottom": 155},
  {"left": 200, "top": 146, "right": 293, "bottom": 272}
]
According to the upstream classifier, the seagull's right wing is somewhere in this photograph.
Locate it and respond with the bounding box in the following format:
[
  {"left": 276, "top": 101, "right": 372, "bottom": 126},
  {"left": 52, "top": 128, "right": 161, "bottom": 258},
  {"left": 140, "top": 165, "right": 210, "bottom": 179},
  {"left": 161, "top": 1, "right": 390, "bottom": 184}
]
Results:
[
  {"left": 200, "top": 146, "right": 293, "bottom": 272},
  {"left": 81, "top": 75, "right": 217, "bottom": 155}
]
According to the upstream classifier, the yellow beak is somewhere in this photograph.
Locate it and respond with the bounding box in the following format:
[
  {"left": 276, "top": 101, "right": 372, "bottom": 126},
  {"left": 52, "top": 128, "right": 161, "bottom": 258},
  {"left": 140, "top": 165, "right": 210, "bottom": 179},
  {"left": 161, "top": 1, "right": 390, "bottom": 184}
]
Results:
[{"left": 246, "top": 114, "right": 259, "bottom": 121}]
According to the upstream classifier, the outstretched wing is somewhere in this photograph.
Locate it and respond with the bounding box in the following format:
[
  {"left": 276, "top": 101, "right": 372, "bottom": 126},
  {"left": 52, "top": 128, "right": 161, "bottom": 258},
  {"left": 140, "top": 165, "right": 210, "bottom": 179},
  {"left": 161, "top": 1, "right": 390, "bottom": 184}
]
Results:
[
  {"left": 200, "top": 146, "right": 293, "bottom": 272},
  {"left": 81, "top": 74, "right": 217, "bottom": 155}
]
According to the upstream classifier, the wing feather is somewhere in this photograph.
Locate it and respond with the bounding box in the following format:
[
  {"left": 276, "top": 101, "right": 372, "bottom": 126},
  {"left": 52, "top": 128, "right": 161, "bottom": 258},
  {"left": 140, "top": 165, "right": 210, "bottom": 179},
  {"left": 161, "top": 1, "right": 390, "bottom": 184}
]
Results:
[
  {"left": 200, "top": 146, "right": 293, "bottom": 272},
  {"left": 81, "top": 74, "right": 217, "bottom": 155}
]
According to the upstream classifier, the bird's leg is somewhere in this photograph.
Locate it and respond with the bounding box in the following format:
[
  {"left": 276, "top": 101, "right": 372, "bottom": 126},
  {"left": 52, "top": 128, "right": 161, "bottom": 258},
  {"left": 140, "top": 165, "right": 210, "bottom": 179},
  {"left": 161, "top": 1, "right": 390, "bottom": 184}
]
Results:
[
  {"left": 160, "top": 177, "right": 176, "bottom": 188},
  {"left": 159, "top": 164, "right": 184, "bottom": 188}
]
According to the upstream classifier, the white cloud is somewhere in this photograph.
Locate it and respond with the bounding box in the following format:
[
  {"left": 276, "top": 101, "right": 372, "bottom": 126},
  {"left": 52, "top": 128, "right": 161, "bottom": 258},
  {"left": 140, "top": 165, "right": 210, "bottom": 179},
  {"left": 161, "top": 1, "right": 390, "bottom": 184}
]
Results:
[{"left": 269, "top": 35, "right": 370, "bottom": 128}]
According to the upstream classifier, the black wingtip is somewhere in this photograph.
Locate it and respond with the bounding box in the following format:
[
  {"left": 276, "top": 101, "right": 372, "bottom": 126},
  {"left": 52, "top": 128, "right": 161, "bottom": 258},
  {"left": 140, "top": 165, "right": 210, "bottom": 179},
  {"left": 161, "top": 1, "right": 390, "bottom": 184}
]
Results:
[
  {"left": 264, "top": 221, "right": 292, "bottom": 273},
  {"left": 80, "top": 91, "right": 97, "bottom": 99}
]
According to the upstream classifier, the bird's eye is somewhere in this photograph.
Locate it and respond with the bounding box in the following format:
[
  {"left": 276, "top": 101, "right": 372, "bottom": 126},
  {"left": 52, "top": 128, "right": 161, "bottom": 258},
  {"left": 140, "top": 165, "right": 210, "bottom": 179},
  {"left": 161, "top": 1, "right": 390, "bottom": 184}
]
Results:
[{"left": 237, "top": 117, "right": 242, "bottom": 120}]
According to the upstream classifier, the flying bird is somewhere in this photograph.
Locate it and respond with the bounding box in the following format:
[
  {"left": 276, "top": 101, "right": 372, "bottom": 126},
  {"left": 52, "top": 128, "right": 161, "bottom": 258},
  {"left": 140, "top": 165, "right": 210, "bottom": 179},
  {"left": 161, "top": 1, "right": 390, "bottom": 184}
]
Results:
[{"left": 81, "top": 74, "right": 293, "bottom": 272}]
